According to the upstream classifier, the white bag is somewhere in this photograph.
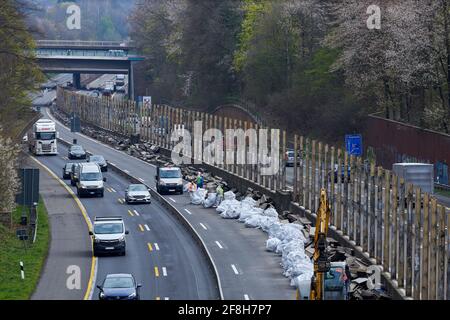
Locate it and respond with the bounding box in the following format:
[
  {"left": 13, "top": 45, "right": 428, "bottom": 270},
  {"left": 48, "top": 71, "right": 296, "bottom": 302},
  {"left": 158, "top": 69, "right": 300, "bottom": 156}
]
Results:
[
  {"left": 266, "top": 237, "right": 281, "bottom": 252},
  {"left": 203, "top": 192, "right": 217, "bottom": 208},
  {"left": 190, "top": 188, "right": 207, "bottom": 205}
]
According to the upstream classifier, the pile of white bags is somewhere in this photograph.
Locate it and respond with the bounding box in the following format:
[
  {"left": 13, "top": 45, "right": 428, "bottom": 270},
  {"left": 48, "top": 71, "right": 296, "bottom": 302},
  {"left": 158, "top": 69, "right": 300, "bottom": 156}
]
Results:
[
  {"left": 203, "top": 192, "right": 217, "bottom": 208},
  {"left": 190, "top": 188, "right": 207, "bottom": 205},
  {"left": 189, "top": 189, "right": 313, "bottom": 282}
]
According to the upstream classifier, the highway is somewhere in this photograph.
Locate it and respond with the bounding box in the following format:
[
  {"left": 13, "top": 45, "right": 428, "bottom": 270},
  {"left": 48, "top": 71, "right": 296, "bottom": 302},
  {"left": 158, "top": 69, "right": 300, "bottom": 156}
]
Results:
[
  {"left": 36, "top": 142, "right": 219, "bottom": 300},
  {"left": 43, "top": 107, "right": 296, "bottom": 300}
]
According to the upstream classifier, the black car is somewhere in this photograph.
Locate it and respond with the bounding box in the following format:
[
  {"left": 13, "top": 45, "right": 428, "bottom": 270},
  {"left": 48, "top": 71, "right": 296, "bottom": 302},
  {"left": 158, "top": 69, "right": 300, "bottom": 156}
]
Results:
[
  {"left": 68, "top": 145, "right": 87, "bottom": 160},
  {"left": 97, "top": 274, "right": 141, "bottom": 300},
  {"left": 62, "top": 162, "right": 75, "bottom": 179},
  {"left": 88, "top": 155, "right": 108, "bottom": 172}
]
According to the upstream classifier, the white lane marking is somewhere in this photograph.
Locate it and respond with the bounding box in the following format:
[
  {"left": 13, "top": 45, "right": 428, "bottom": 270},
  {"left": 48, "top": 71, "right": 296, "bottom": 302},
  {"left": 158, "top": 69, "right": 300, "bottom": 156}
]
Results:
[
  {"left": 215, "top": 241, "right": 223, "bottom": 249},
  {"left": 244, "top": 294, "right": 250, "bottom": 300},
  {"left": 169, "top": 197, "right": 176, "bottom": 203},
  {"left": 164, "top": 297, "right": 169, "bottom": 300},
  {"left": 154, "top": 243, "right": 160, "bottom": 251},
  {"left": 162, "top": 267, "right": 167, "bottom": 277},
  {"left": 231, "top": 264, "right": 239, "bottom": 275},
  {"left": 144, "top": 224, "right": 150, "bottom": 231},
  {"left": 133, "top": 210, "right": 140, "bottom": 216},
  {"left": 184, "top": 209, "right": 192, "bottom": 215},
  {"left": 199, "top": 223, "right": 207, "bottom": 230},
  {"left": 109, "top": 187, "right": 117, "bottom": 193}
]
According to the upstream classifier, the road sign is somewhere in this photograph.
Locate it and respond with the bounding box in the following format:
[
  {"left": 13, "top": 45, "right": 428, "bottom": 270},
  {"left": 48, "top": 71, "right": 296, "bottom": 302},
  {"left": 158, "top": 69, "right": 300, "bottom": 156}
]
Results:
[
  {"left": 143, "top": 96, "right": 152, "bottom": 109},
  {"left": 16, "top": 168, "right": 40, "bottom": 207},
  {"left": 345, "top": 134, "right": 363, "bottom": 156}
]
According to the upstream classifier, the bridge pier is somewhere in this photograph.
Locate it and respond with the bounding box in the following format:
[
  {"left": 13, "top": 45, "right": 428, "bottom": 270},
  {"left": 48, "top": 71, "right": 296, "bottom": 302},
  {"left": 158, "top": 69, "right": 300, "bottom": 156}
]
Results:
[{"left": 73, "top": 73, "right": 81, "bottom": 89}]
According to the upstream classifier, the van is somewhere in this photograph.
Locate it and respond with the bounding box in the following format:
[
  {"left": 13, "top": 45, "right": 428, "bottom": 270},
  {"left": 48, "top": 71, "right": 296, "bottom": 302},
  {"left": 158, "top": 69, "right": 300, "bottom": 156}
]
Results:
[
  {"left": 75, "top": 163, "right": 106, "bottom": 197},
  {"left": 155, "top": 166, "right": 183, "bottom": 194}
]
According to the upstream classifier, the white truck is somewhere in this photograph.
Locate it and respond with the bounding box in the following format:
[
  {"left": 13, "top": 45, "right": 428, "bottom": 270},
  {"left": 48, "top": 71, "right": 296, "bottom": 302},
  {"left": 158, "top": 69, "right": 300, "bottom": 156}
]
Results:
[{"left": 28, "top": 119, "right": 59, "bottom": 155}]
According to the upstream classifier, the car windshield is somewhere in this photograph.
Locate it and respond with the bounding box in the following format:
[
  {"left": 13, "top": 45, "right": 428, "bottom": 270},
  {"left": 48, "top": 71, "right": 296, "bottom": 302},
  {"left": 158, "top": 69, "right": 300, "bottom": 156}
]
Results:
[
  {"left": 80, "top": 172, "right": 102, "bottom": 181},
  {"left": 36, "top": 132, "right": 56, "bottom": 140},
  {"left": 103, "top": 277, "right": 134, "bottom": 289},
  {"left": 90, "top": 155, "right": 104, "bottom": 161},
  {"left": 94, "top": 223, "right": 123, "bottom": 234},
  {"left": 160, "top": 169, "right": 181, "bottom": 178},
  {"left": 129, "top": 185, "right": 147, "bottom": 192},
  {"left": 71, "top": 146, "right": 83, "bottom": 152}
]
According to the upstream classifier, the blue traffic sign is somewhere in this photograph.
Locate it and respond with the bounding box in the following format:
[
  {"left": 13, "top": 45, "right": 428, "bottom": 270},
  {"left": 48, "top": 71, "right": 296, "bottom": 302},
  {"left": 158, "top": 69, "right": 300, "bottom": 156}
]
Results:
[{"left": 345, "top": 134, "right": 363, "bottom": 156}]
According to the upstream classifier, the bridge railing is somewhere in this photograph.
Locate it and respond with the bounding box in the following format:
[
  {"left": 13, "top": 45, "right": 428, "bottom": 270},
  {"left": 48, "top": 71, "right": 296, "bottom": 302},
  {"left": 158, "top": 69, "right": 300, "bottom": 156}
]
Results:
[
  {"left": 56, "top": 88, "right": 449, "bottom": 300},
  {"left": 36, "top": 40, "right": 135, "bottom": 48}
]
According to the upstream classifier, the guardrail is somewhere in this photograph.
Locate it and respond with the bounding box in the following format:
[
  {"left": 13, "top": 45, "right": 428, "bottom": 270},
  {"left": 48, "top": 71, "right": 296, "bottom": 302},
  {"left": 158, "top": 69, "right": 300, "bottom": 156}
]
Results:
[
  {"left": 56, "top": 87, "right": 449, "bottom": 300},
  {"left": 36, "top": 40, "right": 135, "bottom": 48}
]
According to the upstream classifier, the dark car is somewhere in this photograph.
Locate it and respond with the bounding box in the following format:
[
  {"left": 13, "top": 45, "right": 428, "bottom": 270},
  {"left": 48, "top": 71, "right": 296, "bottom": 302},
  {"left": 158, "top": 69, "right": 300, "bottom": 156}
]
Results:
[
  {"left": 97, "top": 274, "right": 141, "bottom": 300},
  {"left": 88, "top": 155, "right": 108, "bottom": 172},
  {"left": 68, "top": 145, "right": 86, "bottom": 160},
  {"left": 125, "top": 184, "right": 151, "bottom": 204},
  {"left": 70, "top": 163, "right": 81, "bottom": 186},
  {"left": 62, "top": 162, "right": 75, "bottom": 179}
]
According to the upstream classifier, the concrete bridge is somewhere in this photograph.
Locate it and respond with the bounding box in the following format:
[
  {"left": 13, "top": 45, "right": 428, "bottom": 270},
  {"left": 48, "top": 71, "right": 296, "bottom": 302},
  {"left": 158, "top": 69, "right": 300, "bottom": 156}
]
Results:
[{"left": 35, "top": 40, "right": 145, "bottom": 99}]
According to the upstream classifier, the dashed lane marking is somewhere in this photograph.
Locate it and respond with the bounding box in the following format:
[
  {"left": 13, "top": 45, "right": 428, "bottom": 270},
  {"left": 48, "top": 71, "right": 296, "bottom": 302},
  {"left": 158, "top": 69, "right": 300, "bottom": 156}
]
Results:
[
  {"left": 169, "top": 197, "right": 176, "bottom": 203},
  {"left": 147, "top": 243, "right": 153, "bottom": 251},
  {"left": 184, "top": 209, "right": 192, "bottom": 215},
  {"left": 162, "top": 267, "right": 167, "bottom": 277},
  {"left": 133, "top": 210, "right": 140, "bottom": 216},
  {"left": 199, "top": 223, "right": 207, "bottom": 230},
  {"left": 139, "top": 224, "right": 144, "bottom": 232},
  {"left": 144, "top": 224, "right": 150, "bottom": 231},
  {"left": 215, "top": 241, "right": 223, "bottom": 249},
  {"left": 128, "top": 210, "right": 134, "bottom": 217},
  {"left": 231, "top": 264, "right": 239, "bottom": 275},
  {"left": 154, "top": 267, "right": 159, "bottom": 277},
  {"left": 244, "top": 294, "right": 250, "bottom": 300},
  {"left": 154, "top": 243, "right": 160, "bottom": 251}
]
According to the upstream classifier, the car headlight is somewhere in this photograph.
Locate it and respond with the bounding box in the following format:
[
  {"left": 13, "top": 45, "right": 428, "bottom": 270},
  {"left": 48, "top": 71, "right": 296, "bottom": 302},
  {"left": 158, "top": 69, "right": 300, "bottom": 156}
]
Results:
[
  {"left": 160, "top": 180, "right": 166, "bottom": 185},
  {"left": 80, "top": 184, "right": 87, "bottom": 189},
  {"left": 100, "top": 292, "right": 105, "bottom": 298},
  {"left": 128, "top": 292, "right": 136, "bottom": 299},
  {"left": 118, "top": 236, "right": 125, "bottom": 242},
  {"left": 94, "top": 238, "right": 100, "bottom": 243}
]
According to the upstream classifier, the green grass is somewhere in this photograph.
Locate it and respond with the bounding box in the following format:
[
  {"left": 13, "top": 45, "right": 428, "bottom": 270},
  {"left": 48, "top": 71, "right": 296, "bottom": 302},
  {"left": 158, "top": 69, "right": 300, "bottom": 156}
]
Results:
[{"left": 0, "top": 197, "right": 50, "bottom": 300}]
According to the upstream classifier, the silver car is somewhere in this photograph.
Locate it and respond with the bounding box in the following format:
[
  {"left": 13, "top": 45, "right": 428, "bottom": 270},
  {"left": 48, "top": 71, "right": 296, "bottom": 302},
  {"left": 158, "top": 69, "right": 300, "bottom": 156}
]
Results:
[{"left": 125, "top": 184, "right": 151, "bottom": 204}]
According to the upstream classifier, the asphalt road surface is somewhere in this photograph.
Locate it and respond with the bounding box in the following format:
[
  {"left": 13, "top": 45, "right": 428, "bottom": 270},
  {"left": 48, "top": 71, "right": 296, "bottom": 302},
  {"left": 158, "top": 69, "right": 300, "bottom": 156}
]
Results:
[
  {"left": 36, "top": 143, "right": 219, "bottom": 300},
  {"left": 44, "top": 107, "right": 297, "bottom": 300}
]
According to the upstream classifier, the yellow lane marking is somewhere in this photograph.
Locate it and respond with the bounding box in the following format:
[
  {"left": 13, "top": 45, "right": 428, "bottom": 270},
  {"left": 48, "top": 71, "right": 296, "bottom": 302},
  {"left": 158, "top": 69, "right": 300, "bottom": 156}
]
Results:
[
  {"left": 139, "top": 224, "right": 144, "bottom": 232},
  {"left": 156, "top": 297, "right": 160, "bottom": 300},
  {"left": 30, "top": 156, "right": 97, "bottom": 301},
  {"left": 154, "top": 267, "right": 159, "bottom": 277},
  {"left": 147, "top": 243, "right": 153, "bottom": 251},
  {"left": 128, "top": 210, "right": 134, "bottom": 217}
]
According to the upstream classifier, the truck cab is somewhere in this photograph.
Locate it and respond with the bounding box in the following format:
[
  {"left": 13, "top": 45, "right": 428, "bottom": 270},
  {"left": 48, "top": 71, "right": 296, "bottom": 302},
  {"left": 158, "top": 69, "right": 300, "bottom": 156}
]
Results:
[
  {"left": 28, "top": 119, "right": 59, "bottom": 155},
  {"left": 155, "top": 166, "right": 183, "bottom": 195},
  {"left": 89, "top": 217, "right": 129, "bottom": 256}
]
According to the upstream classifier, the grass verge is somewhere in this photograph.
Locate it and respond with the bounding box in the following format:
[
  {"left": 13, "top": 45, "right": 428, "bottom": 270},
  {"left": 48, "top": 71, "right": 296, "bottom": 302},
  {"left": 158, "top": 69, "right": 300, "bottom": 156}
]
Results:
[{"left": 0, "top": 197, "right": 50, "bottom": 300}]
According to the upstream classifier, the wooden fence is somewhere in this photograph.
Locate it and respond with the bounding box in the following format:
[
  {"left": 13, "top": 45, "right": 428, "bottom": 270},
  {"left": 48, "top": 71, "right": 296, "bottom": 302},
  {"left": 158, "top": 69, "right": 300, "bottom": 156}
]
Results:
[{"left": 57, "top": 88, "right": 449, "bottom": 299}]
